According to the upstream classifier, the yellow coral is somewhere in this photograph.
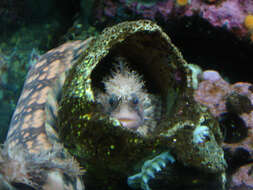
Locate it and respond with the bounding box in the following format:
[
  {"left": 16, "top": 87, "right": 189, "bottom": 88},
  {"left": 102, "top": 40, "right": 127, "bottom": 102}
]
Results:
[
  {"left": 176, "top": 0, "right": 189, "bottom": 6},
  {"left": 244, "top": 14, "right": 253, "bottom": 29},
  {"left": 244, "top": 15, "right": 253, "bottom": 42}
]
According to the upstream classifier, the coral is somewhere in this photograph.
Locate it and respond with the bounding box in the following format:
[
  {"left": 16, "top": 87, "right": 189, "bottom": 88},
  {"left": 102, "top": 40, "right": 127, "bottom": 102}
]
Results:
[
  {"left": 244, "top": 14, "right": 253, "bottom": 41},
  {"left": 194, "top": 70, "right": 253, "bottom": 135},
  {"left": 96, "top": 0, "right": 253, "bottom": 40},
  {"left": 244, "top": 14, "right": 253, "bottom": 30},
  {"left": 194, "top": 70, "right": 230, "bottom": 117},
  {"left": 193, "top": 69, "right": 253, "bottom": 189},
  {"left": 230, "top": 163, "right": 253, "bottom": 189},
  {"left": 176, "top": 0, "right": 190, "bottom": 6}
]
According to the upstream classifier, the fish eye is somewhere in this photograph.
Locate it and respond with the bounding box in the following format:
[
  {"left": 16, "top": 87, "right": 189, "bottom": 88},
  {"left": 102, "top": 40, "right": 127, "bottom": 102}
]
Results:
[
  {"left": 109, "top": 94, "right": 119, "bottom": 108},
  {"left": 131, "top": 94, "right": 139, "bottom": 105}
]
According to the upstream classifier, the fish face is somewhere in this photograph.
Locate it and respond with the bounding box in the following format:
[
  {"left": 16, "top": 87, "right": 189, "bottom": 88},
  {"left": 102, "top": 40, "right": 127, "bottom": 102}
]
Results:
[
  {"left": 110, "top": 96, "right": 144, "bottom": 129},
  {"left": 97, "top": 60, "right": 148, "bottom": 131}
]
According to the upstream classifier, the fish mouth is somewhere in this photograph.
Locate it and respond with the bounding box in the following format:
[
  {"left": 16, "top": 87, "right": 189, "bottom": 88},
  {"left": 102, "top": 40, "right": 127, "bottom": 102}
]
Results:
[{"left": 118, "top": 118, "right": 140, "bottom": 129}]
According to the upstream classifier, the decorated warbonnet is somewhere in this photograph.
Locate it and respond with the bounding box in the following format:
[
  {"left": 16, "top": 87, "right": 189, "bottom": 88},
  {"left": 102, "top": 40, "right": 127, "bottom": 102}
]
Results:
[
  {"left": 58, "top": 20, "right": 227, "bottom": 190},
  {"left": 96, "top": 57, "right": 161, "bottom": 136}
]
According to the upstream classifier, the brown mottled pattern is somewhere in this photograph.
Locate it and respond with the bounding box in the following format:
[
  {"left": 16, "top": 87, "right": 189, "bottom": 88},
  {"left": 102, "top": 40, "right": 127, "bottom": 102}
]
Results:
[{"left": 6, "top": 39, "right": 91, "bottom": 155}]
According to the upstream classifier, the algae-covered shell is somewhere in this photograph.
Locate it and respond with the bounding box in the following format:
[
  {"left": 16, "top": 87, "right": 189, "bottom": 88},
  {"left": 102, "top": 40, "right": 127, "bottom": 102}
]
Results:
[{"left": 59, "top": 20, "right": 226, "bottom": 189}]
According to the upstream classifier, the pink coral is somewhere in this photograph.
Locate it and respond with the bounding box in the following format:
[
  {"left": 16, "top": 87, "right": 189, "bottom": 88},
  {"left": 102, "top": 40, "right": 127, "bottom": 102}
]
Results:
[
  {"left": 194, "top": 69, "right": 253, "bottom": 189},
  {"left": 194, "top": 70, "right": 230, "bottom": 117},
  {"left": 230, "top": 163, "right": 253, "bottom": 189},
  {"left": 194, "top": 70, "right": 253, "bottom": 129},
  {"left": 98, "top": 0, "right": 253, "bottom": 40},
  {"left": 194, "top": 71, "right": 253, "bottom": 152}
]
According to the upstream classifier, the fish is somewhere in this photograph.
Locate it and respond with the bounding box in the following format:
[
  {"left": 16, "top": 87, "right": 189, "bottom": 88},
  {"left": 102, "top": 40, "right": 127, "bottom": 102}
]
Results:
[
  {"left": 96, "top": 57, "right": 161, "bottom": 136},
  {"left": 0, "top": 38, "right": 93, "bottom": 190}
]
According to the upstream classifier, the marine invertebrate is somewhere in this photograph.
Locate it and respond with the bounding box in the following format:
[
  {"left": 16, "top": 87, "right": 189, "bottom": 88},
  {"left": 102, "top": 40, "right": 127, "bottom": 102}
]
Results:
[
  {"left": 176, "top": 0, "right": 190, "bottom": 6},
  {"left": 244, "top": 14, "right": 253, "bottom": 30},
  {"left": 244, "top": 14, "right": 253, "bottom": 41},
  {"left": 230, "top": 163, "right": 253, "bottom": 189},
  {"left": 194, "top": 69, "right": 253, "bottom": 189},
  {"left": 96, "top": 0, "right": 253, "bottom": 40},
  {"left": 96, "top": 57, "right": 160, "bottom": 135},
  {"left": 194, "top": 70, "right": 253, "bottom": 129}
]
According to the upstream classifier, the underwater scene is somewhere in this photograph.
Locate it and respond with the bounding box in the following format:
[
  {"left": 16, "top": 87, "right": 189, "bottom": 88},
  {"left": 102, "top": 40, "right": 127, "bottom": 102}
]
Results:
[{"left": 0, "top": 0, "right": 253, "bottom": 190}]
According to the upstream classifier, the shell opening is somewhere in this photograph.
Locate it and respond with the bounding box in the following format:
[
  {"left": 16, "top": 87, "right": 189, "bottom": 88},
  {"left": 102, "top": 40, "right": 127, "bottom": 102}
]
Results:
[{"left": 90, "top": 31, "right": 187, "bottom": 135}]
